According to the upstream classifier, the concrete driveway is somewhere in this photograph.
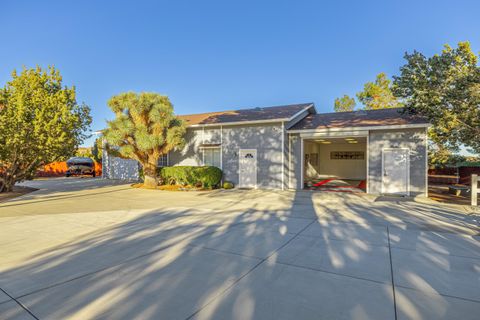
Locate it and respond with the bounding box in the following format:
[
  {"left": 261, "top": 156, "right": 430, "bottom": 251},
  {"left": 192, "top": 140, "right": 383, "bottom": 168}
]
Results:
[{"left": 0, "top": 178, "right": 479, "bottom": 320}]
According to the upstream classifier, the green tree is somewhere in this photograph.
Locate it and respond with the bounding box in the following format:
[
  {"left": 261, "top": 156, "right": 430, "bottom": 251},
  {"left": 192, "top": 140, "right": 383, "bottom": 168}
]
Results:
[
  {"left": 393, "top": 42, "right": 480, "bottom": 154},
  {"left": 91, "top": 137, "right": 103, "bottom": 162},
  {"left": 334, "top": 95, "right": 356, "bottom": 112},
  {"left": 0, "top": 66, "right": 91, "bottom": 192},
  {"left": 427, "top": 144, "right": 466, "bottom": 168},
  {"left": 103, "top": 92, "right": 186, "bottom": 188},
  {"left": 357, "top": 73, "right": 401, "bottom": 110},
  {"left": 75, "top": 147, "right": 93, "bottom": 158}
]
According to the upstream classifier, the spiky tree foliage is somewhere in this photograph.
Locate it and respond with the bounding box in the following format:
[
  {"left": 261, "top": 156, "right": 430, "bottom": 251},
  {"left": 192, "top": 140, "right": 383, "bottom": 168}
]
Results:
[
  {"left": 393, "top": 42, "right": 480, "bottom": 154},
  {"left": 104, "top": 92, "right": 186, "bottom": 187},
  {"left": 0, "top": 66, "right": 91, "bottom": 192},
  {"left": 334, "top": 95, "right": 356, "bottom": 112}
]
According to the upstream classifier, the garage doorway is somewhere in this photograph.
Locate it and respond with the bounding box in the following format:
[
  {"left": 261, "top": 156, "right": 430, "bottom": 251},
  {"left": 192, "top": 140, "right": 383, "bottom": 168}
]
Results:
[{"left": 302, "top": 137, "right": 367, "bottom": 192}]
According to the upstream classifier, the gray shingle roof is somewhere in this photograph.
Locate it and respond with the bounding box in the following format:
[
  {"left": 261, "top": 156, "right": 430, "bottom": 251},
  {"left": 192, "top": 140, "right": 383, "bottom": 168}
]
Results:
[
  {"left": 289, "top": 108, "right": 429, "bottom": 130},
  {"left": 178, "top": 103, "right": 314, "bottom": 126}
]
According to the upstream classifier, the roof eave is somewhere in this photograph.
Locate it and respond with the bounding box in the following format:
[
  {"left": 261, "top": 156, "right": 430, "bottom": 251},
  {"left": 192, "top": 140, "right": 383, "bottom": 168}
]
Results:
[
  {"left": 186, "top": 103, "right": 315, "bottom": 128},
  {"left": 287, "top": 123, "right": 431, "bottom": 133},
  {"left": 188, "top": 118, "right": 291, "bottom": 127}
]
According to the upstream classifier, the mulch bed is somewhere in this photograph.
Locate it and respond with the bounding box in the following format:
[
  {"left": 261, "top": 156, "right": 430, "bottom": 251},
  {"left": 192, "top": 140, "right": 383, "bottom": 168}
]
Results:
[
  {"left": 0, "top": 186, "right": 38, "bottom": 203},
  {"left": 131, "top": 183, "right": 207, "bottom": 191}
]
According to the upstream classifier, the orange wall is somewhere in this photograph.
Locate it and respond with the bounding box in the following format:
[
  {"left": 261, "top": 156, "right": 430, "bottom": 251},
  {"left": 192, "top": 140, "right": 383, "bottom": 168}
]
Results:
[{"left": 36, "top": 161, "right": 102, "bottom": 177}]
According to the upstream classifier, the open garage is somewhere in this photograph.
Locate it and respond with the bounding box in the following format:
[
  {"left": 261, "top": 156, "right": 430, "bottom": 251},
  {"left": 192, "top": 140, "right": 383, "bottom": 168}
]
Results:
[
  {"left": 287, "top": 108, "right": 430, "bottom": 196},
  {"left": 303, "top": 136, "right": 367, "bottom": 192}
]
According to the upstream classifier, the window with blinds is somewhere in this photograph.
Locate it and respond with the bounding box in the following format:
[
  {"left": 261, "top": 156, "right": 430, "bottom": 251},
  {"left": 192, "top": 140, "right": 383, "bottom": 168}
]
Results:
[{"left": 202, "top": 148, "right": 221, "bottom": 168}]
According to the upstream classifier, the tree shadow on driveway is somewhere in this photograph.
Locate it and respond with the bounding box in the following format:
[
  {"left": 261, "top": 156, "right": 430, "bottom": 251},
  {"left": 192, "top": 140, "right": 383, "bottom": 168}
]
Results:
[{"left": 0, "top": 190, "right": 478, "bottom": 319}]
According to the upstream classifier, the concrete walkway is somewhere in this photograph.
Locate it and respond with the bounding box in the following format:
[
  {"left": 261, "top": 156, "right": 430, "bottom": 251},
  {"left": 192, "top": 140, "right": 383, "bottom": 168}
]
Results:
[{"left": 0, "top": 178, "right": 479, "bottom": 319}]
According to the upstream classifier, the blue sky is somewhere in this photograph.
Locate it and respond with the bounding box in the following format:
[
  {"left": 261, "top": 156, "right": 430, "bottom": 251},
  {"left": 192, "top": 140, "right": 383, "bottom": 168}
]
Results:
[{"left": 1, "top": 0, "right": 479, "bottom": 147}]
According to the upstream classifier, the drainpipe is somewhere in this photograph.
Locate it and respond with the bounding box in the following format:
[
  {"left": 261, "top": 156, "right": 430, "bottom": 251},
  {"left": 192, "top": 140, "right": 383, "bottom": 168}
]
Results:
[{"left": 281, "top": 122, "right": 285, "bottom": 190}]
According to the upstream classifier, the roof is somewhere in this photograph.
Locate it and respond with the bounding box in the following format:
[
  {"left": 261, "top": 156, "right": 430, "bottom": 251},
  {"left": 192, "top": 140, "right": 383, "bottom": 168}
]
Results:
[
  {"left": 289, "top": 108, "right": 429, "bottom": 131},
  {"left": 178, "top": 103, "right": 314, "bottom": 126}
]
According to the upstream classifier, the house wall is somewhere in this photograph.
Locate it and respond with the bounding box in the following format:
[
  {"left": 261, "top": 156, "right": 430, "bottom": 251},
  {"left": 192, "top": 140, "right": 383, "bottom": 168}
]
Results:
[
  {"left": 288, "top": 133, "right": 302, "bottom": 189},
  {"left": 169, "top": 123, "right": 285, "bottom": 189},
  {"left": 368, "top": 128, "right": 427, "bottom": 196},
  {"left": 168, "top": 128, "right": 207, "bottom": 166}
]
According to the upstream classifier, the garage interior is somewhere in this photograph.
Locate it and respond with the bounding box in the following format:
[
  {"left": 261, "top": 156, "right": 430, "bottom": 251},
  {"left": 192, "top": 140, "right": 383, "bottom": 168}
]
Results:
[{"left": 303, "top": 137, "right": 367, "bottom": 192}]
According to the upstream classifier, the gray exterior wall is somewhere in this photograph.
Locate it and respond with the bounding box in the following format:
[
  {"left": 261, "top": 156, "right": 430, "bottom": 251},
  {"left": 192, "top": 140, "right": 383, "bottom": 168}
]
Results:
[
  {"left": 168, "top": 127, "right": 207, "bottom": 166},
  {"left": 287, "top": 133, "right": 302, "bottom": 189},
  {"left": 169, "top": 123, "right": 286, "bottom": 189},
  {"left": 102, "top": 148, "right": 140, "bottom": 181},
  {"left": 368, "top": 128, "right": 427, "bottom": 196},
  {"left": 223, "top": 123, "right": 285, "bottom": 189}
]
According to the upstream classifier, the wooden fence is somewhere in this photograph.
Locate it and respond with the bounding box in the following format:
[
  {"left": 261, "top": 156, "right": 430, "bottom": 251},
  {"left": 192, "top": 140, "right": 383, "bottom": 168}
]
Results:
[{"left": 428, "top": 166, "right": 480, "bottom": 185}]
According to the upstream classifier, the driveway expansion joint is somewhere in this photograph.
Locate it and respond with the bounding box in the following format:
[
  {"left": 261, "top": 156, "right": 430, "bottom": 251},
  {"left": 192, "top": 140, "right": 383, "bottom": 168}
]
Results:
[
  {"left": 393, "top": 284, "right": 480, "bottom": 304},
  {"left": 0, "top": 287, "right": 39, "bottom": 320},
  {"left": 184, "top": 218, "right": 318, "bottom": 320},
  {"left": 9, "top": 215, "right": 285, "bottom": 301},
  {"left": 272, "top": 261, "right": 390, "bottom": 285},
  {"left": 390, "top": 245, "right": 480, "bottom": 260},
  {"left": 387, "top": 226, "right": 398, "bottom": 320}
]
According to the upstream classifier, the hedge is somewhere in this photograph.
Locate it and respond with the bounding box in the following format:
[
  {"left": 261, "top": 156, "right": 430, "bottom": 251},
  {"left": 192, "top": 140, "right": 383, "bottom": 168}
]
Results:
[
  {"left": 223, "top": 181, "right": 234, "bottom": 189},
  {"left": 158, "top": 166, "right": 223, "bottom": 189}
]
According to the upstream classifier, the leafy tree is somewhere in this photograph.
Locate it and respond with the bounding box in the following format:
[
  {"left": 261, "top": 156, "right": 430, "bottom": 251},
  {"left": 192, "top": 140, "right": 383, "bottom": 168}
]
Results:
[
  {"left": 91, "top": 137, "right": 103, "bottom": 162},
  {"left": 103, "top": 92, "right": 186, "bottom": 188},
  {"left": 0, "top": 66, "right": 91, "bottom": 192},
  {"left": 428, "top": 144, "right": 466, "bottom": 168},
  {"left": 393, "top": 42, "right": 480, "bottom": 154},
  {"left": 75, "top": 147, "right": 93, "bottom": 158},
  {"left": 334, "top": 95, "right": 356, "bottom": 112},
  {"left": 357, "top": 73, "right": 401, "bottom": 110}
]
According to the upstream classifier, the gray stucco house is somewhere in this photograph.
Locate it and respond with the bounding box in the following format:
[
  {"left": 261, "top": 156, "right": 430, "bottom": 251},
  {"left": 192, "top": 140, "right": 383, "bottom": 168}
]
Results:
[{"left": 103, "top": 103, "right": 429, "bottom": 196}]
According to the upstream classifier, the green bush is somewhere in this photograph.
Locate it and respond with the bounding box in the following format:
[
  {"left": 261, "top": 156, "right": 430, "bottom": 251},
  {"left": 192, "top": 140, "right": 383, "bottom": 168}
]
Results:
[
  {"left": 223, "top": 181, "right": 234, "bottom": 189},
  {"left": 158, "top": 166, "right": 222, "bottom": 189}
]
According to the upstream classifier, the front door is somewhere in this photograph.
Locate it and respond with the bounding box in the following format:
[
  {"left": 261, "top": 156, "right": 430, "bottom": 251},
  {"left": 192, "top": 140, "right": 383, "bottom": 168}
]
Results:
[
  {"left": 382, "top": 148, "right": 409, "bottom": 195},
  {"left": 239, "top": 149, "right": 257, "bottom": 188}
]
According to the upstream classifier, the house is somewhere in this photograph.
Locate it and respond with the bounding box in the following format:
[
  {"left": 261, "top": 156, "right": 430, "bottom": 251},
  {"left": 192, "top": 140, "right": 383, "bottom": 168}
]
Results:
[{"left": 102, "top": 103, "right": 430, "bottom": 196}]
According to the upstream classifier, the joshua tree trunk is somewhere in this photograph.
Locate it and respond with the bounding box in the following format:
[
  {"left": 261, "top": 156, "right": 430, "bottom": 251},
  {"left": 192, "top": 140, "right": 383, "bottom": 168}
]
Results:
[
  {"left": 143, "top": 174, "right": 157, "bottom": 188},
  {"left": 143, "top": 161, "right": 158, "bottom": 188}
]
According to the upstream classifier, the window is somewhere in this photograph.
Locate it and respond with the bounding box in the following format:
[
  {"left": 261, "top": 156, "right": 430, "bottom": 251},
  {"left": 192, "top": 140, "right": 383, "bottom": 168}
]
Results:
[
  {"left": 202, "top": 148, "right": 221, "bottom": 167},
  {"left": 158, "top": 154, "right": 168, "bottom": 167}
]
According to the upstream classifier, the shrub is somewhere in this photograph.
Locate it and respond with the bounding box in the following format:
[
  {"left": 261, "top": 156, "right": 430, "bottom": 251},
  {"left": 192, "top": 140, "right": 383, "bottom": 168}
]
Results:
[
  {"left": 223, "top": 181, "right": 234, "bottom": 189},
  {"left": 158, "top": 166, "right": 222, "bottom": 189}
]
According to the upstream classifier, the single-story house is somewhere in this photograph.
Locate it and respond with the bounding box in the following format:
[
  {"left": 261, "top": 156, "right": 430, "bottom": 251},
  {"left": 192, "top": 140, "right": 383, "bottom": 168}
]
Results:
[{"left": 103, "top": 103, "right": 429, "bottom": 196}]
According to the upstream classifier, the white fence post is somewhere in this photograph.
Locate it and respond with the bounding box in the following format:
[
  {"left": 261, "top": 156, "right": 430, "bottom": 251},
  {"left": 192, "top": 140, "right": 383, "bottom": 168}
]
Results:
[{"left": 472, "top": 174, "right": 478, "bottom": 207}]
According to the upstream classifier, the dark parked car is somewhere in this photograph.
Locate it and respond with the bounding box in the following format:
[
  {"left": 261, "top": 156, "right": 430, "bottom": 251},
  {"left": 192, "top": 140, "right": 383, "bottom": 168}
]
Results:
[{"left": 66, "top": 157, "right": 96, "bottom": 177}]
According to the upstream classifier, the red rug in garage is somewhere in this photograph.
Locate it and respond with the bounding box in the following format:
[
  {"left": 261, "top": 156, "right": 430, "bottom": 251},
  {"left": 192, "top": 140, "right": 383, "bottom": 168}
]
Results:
[{"left": 304, "top": 178, "right": 366, "bottom": 192}]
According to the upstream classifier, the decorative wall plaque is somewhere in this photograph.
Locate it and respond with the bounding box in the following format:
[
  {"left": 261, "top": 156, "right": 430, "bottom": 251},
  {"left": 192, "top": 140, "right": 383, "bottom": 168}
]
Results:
[{"left": 330, "top": 151, "right": 364, "bottom": 160}]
